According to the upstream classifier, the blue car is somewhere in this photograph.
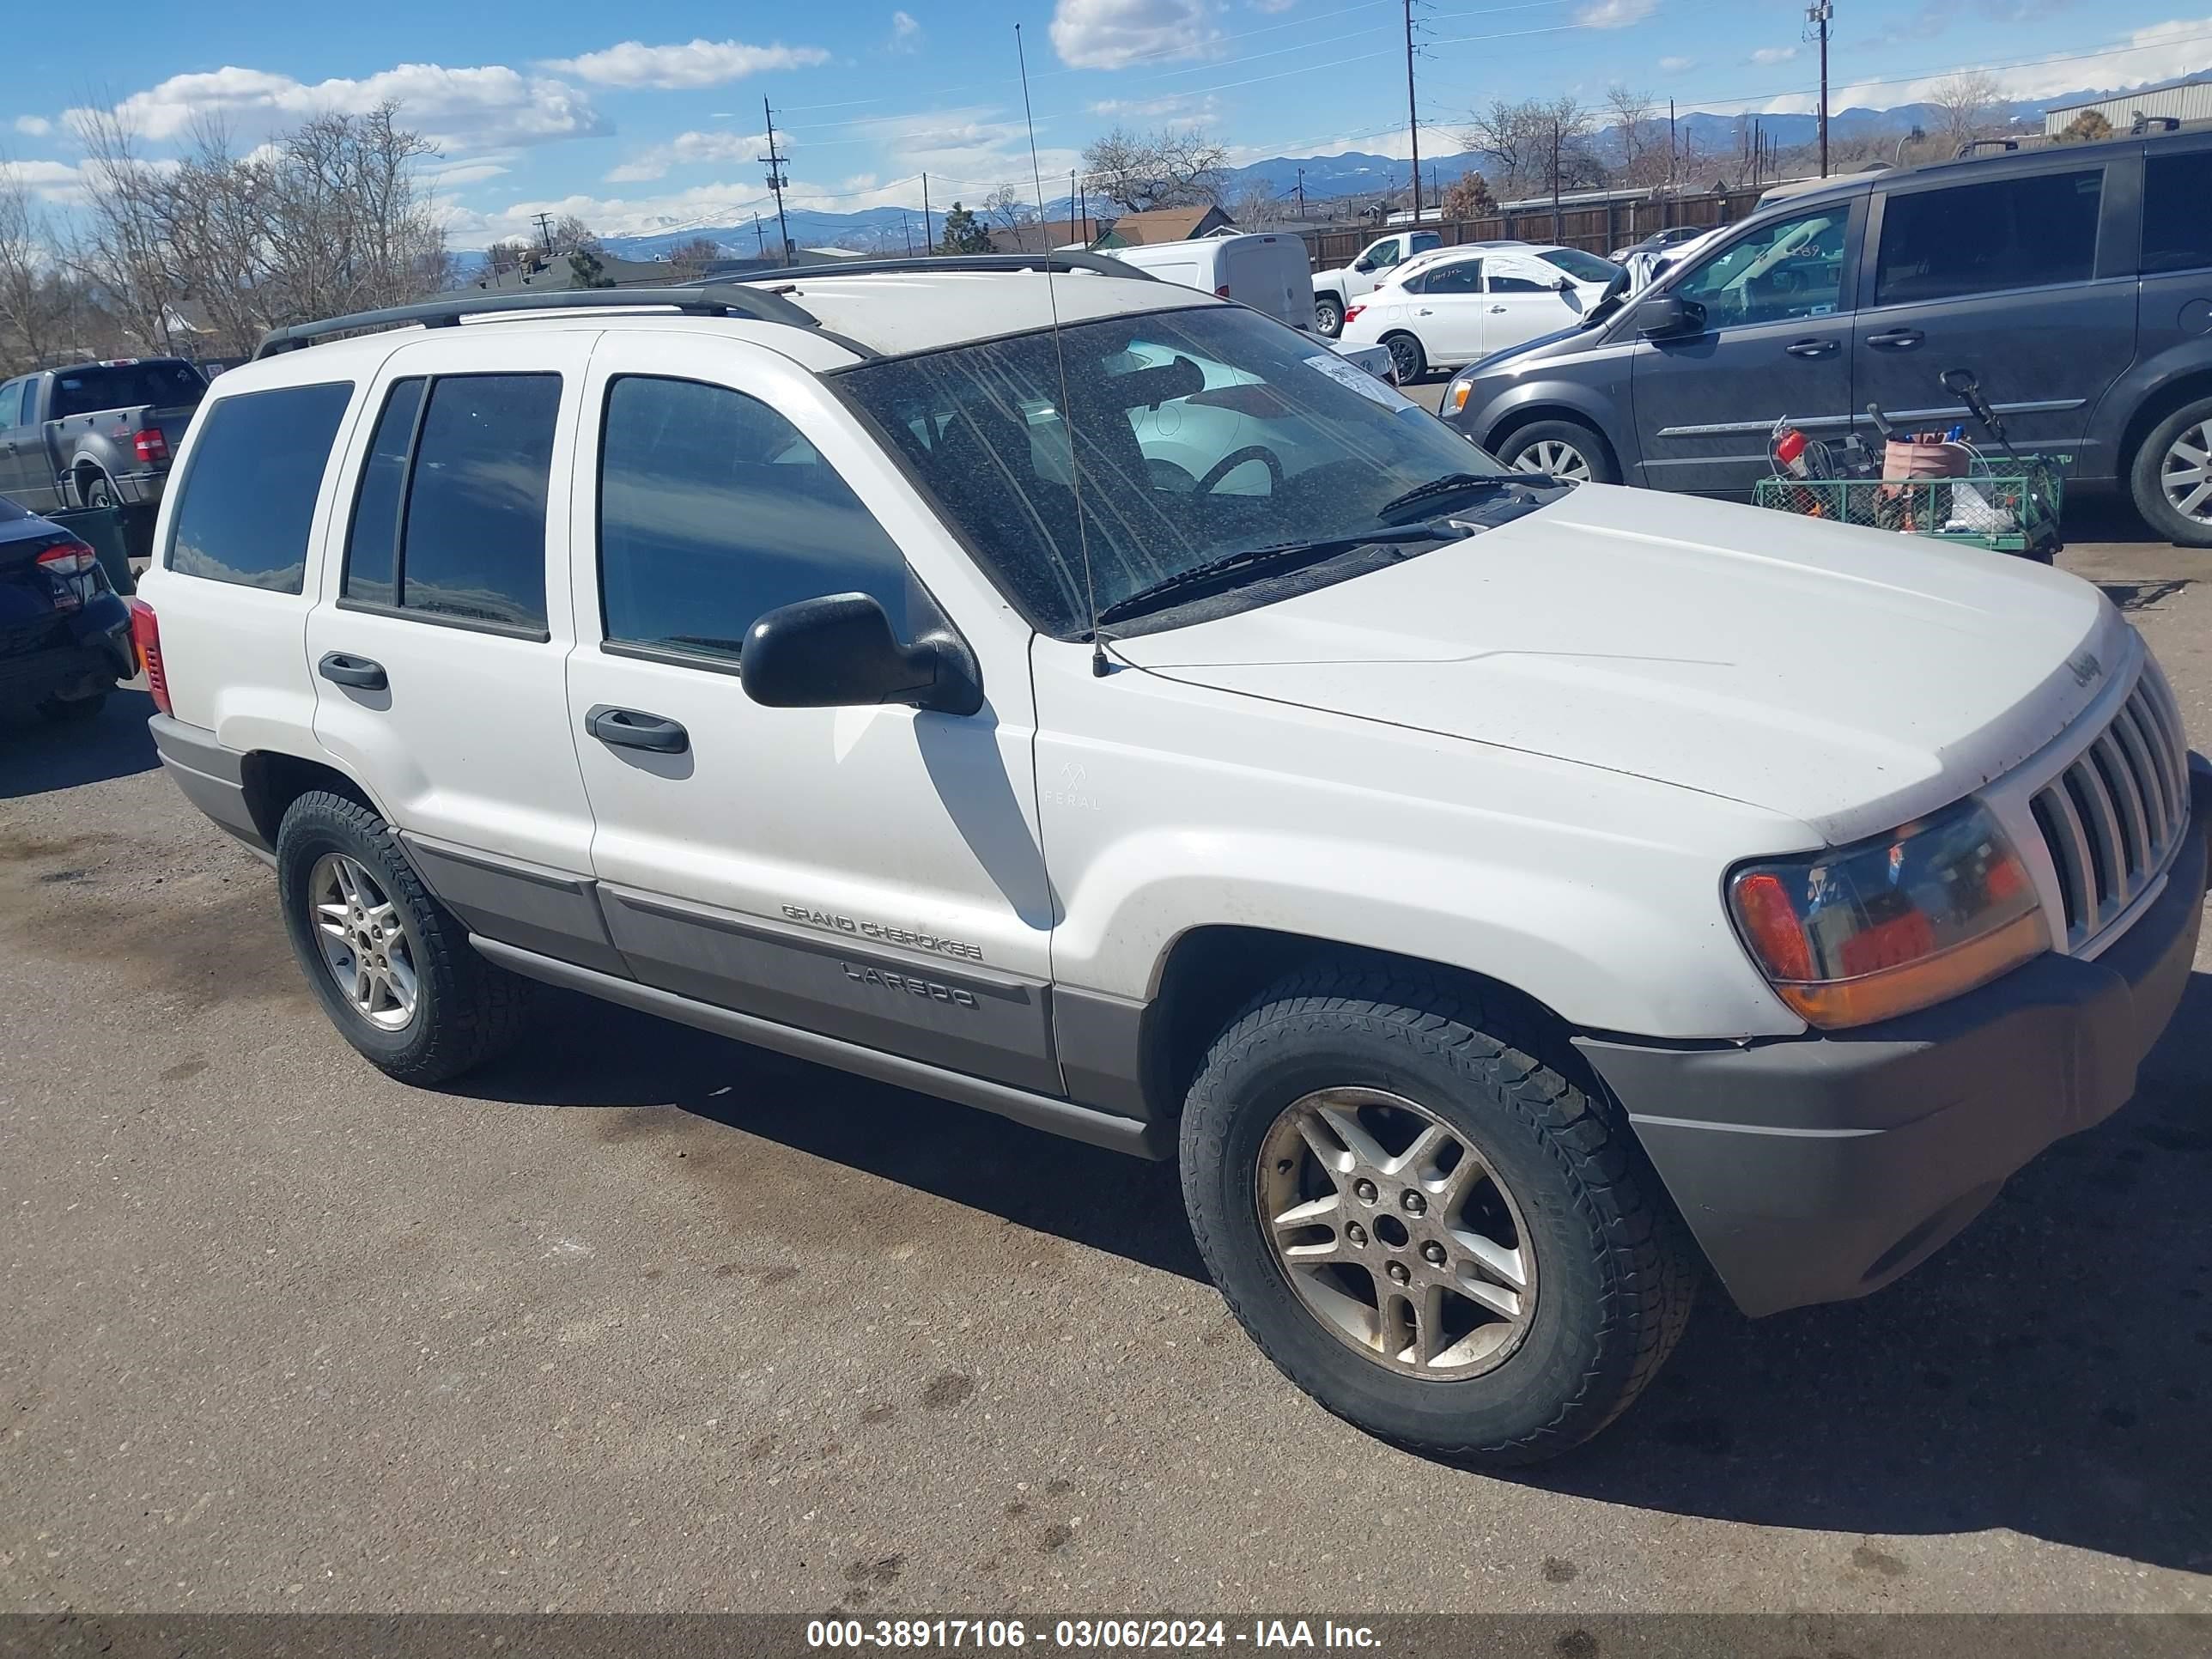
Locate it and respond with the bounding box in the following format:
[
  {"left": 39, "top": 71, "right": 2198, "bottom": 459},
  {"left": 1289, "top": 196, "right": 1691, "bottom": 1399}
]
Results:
[{"left": 0, "top": 493, "right": 135, "bottom": 723}]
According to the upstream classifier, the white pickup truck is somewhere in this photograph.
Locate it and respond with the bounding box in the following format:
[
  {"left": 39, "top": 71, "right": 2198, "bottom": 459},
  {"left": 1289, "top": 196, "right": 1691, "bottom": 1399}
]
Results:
[{"left": 1309, "top": 228, "right": 1443, "bottom": 337}]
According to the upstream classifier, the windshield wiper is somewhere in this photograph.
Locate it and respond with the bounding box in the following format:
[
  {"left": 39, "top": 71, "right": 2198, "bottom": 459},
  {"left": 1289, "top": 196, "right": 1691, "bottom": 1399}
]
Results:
[
  {"left": 1374, "top": 471, "right": 1542, "bottom": 521},
  {"left": 1093, "top": 524, "right": 1463, "bottom": 629}
]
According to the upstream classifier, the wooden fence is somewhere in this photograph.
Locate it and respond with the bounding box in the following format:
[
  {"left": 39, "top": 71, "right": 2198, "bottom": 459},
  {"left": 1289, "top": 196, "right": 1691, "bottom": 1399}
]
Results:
[{"left": 1294, "top": 186, "right": 1771, "bottom": 268}]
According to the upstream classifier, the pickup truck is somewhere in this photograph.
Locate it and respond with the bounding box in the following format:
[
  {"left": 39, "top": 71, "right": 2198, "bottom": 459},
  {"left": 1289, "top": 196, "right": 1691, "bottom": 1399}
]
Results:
[
  {"left": 0, "top": 358, "right": 208, "bottom": 514},
  {"left": 1310, "top": 229, "right": 1443, "bottom": 337}
]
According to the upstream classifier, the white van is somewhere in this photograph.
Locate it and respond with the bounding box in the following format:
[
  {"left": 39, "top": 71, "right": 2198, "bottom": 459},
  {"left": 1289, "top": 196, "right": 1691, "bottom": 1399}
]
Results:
[{"left": 1103, "top": 233, "right": 1314, "bottom": 331}]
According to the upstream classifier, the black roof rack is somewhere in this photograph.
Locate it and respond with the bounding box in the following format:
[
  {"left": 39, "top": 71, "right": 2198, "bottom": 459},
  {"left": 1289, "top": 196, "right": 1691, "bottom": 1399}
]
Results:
[
  {"left": 252, "top": 282, "right": 829, "bottom": 360},
  {"left": 685, "top": 251, "right": 1158, "bottom": 286}
]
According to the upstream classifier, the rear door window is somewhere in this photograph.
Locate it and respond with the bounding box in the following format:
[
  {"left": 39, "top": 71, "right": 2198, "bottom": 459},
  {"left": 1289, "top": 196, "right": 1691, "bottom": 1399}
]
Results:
[
  {"left": 1875, "top": 168, "right": 2102, "bottom": 304},
  {"left": 1424, "top": 261, "right": 1484, "bottom": 294},
  {"left": 165, "top": 381, "right": 354, "bottom": 592},
  {"left": 342, "top": 374, "right": 560, "bottom": 635},
  {"left": 2143, "top": 149, "right": 2212, "bottom": 275}
]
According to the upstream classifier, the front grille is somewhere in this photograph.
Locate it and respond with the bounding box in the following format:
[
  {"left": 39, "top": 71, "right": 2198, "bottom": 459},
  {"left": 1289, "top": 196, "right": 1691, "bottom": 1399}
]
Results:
[{"left": 2029, "top": 667, "right": 2191, "bottom": 949}]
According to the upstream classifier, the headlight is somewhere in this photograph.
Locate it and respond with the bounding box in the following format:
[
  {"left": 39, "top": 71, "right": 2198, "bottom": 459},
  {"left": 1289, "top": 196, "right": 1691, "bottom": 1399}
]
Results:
[
  {"left": 1443, "top": 374, "right": 1474, "bottom": 415},
  {"left": 1726, "top": 800, "right": 2048, "bottom": 1029}
]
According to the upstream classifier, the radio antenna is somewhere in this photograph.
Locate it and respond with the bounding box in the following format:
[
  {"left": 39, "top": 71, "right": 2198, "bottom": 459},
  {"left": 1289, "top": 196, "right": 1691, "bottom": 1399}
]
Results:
[{"left": 1016, "top": 21, "right": 1110, "bottom": 677}]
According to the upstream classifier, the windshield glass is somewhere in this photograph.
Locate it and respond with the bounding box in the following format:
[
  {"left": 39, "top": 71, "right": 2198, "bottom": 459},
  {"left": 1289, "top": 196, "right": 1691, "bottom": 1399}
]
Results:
[
  {"left": 49, "top": 361, "right": 208, "bottom": 419},
  {"left": 1539, "top": 247, "right": 1623, "bottom": 284},
  {"left": 838, "top": 306, "right": 1510, "bottom": 638}
]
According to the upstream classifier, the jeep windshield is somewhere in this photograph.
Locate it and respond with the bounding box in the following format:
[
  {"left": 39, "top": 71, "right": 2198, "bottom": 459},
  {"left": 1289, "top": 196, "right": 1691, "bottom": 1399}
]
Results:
[{"left": 836, "top": 306, "right": 1523, "bottom": 639}]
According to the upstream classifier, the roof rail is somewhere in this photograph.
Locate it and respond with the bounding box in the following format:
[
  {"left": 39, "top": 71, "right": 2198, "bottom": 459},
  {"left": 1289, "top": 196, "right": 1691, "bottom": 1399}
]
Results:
[
  {"left": 689, "top": 252, "right": 1158, "bottom": 286},
  {"left": 252, "top": 283, "right": 827, "bottom": 360}
]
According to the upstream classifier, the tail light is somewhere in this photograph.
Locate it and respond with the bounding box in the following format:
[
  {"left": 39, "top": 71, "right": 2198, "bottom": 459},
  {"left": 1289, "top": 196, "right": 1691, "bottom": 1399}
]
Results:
[
  {"left": 130, "top": 599, "right": 171, "bottom": 714},
  {"left": 1344, "top": 303, "right": 1366, "bottom": 324},
  {"left": 134, "top": 429, "right": 169, "bottom": 465},
  {"left": 35, "top": 541, "right": 99, "bottom": 578}
]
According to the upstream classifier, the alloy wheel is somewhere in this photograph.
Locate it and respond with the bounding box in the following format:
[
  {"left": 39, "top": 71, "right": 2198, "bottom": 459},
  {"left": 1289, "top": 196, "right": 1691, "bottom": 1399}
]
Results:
[
  {"left": 1515, "top": 441, "right": 1590, "bottom": 483},
  {"left": 1256, "top": 1086, "right": 1536, "bottom": 1378},
  {"left": 2161, "top": 420, "right": 2212, "bottom": 525},
  {"left": 308, "top": 853, "right": 419, "bottom": 1030},
  {"left": 1386, "top": 337, "right": 1422, "bottom": 382}
]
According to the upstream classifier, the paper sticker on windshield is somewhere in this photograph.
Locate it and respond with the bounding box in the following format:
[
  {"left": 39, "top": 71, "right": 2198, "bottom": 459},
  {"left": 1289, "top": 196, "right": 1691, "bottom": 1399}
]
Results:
[{"left": 1304, "top": 352, "right": 1409, "bottom": 408}]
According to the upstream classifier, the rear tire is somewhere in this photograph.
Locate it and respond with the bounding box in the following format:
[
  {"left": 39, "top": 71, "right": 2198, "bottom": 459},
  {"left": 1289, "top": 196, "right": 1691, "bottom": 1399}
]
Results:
[
  {"left": 1315, "top": 295, "right": 1345, "bottom": 337},
  {"left": 1382, "top": 331, "right": 1426, "bottom": 384},
  {"left": 2130, "top": 395, "right": 2212, "bottom": 548},
  {"left": 36, "top": 692, "right": 106, "bottom": 723},
  {"left": 1496, "top": 418, "right": 1618, "bottom": 485},
  {"left": 276, "top": 790, "right": 533, "bottom": 1085},
  {"left": 82, "top": 474, "right": 117, "bottom": 510},
  {"left": 1180, "top": 962, "right": 1697, "bottom": 1467}
]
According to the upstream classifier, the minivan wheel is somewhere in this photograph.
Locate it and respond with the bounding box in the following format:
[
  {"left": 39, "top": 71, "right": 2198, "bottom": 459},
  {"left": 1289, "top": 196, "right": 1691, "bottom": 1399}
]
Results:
[
  {"left": 276, "top": 790, "right": 532, "bottom": 1085},
  {"left": 1382, "top": 332, "right": 1426, "bottom": 383},
  {"left": 1315, "top": 295, "right": 1345, "bottom": 337},
  {"left": 1180, "top": 963, "right": 1697, "bottom": 1466},
  {"left": 2131, "top": 396, "right": 2212, "bottom": 548},
  {"left": 1498, "top": 419, "right": 1616, "bottom": 485}
]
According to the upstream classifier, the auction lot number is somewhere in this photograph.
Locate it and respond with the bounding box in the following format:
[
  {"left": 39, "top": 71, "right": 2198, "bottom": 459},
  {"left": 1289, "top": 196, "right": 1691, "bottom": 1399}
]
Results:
[{"left": 807, "top": 1620, "right": 1232, "bottom": 1649}]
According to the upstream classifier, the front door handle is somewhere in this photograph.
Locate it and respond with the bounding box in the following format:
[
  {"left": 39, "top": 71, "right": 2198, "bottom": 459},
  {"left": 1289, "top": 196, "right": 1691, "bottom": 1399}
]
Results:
[
  {"left": 1489, "top": 304, "right": 1508, "bottom": 313},
  {"left": 317, "top": 652, "right": 387, "bottom": 690},
  {"left": 1784, "top": 337, "right": 1839, "bottom": 358},
  {"left": 1866, "top": 328, "right": 1923, "bottom": 349},
  {"left": 586, "top": 705, "right": 689, "bottom": 755}
]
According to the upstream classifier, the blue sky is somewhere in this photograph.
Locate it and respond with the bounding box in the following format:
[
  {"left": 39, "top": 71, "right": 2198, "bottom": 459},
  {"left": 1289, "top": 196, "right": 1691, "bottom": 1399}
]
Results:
[{"left": 3, "top": 0, "right": 2206, "bottom": 244}]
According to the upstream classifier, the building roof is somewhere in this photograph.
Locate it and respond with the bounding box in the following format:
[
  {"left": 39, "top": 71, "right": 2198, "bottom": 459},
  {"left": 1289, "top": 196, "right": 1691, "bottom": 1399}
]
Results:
[
  {"left": 1097, "top": 205, "right": 1231, "bottom": 246},
  {"left": 988, "top": 216, "right": 1113, "bottom": 254}
]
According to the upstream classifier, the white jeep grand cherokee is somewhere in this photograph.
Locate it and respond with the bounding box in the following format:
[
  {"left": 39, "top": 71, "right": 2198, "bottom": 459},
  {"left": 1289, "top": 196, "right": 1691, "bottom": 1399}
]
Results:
[{"left": 134, "top": 255, "right": 2209, "bottom": 1466}]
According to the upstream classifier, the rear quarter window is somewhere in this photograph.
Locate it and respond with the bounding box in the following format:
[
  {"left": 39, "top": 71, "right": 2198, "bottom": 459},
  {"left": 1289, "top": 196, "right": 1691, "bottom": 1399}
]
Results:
[{"left": 165, "top": 381, "right": 355, "bottom": 592}]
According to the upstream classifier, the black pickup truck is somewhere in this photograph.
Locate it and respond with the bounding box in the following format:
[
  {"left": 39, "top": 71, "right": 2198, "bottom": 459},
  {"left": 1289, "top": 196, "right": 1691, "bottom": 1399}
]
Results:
[{"left": 0, "top": 359, "right": 208, "bottom": 514}]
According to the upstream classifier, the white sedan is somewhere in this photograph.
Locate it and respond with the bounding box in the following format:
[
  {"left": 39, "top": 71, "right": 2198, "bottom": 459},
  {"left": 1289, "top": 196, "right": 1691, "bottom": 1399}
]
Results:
[{"left": 1339, "top": 245, "right": 1620, "bottom": 383}]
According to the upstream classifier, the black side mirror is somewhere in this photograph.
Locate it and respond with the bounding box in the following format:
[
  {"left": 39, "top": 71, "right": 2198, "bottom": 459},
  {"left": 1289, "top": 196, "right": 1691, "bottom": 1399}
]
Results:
[
  {"left": 739, "top": 592, "right": 982, "bottom": 717},
  {"left": 1353, "top": 256, "right": 1376, "bottom": 272},
  {"left": 1635, "top": 294, "right": 1705, "bottom": 337}
]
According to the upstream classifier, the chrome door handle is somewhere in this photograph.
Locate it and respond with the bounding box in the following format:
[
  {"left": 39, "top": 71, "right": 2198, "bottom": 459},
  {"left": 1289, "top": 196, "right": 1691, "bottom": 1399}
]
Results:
[
  {"left": 1784, "top": 338, "right": 1839, "bottom": 358},
  {"left": 1866, "top": 328, "right": 1923, "bottom": 349},
  {"left": 1489, "top": 304, "right": 1507, "bottom": 313},
  {"left": 1416, "top": 307, "right": 1434, "bottom": 316}
]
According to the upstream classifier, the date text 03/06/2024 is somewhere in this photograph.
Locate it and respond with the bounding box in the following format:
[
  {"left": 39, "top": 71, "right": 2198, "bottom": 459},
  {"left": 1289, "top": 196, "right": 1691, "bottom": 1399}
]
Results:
[{"left": 805, "top": 1620, "right": 1382, "bottom": 1650}]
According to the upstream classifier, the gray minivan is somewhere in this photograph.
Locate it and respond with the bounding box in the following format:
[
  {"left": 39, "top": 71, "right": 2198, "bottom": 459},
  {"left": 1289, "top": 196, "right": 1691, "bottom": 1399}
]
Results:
[{"left": 1439, "top": 129, "right": 2212, "bottom": 545}]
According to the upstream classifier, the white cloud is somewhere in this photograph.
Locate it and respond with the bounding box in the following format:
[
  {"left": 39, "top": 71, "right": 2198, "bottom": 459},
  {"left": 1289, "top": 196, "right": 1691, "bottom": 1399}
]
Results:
[
  {"left": 1574, "top": 0, "right": 1658, "bottom": 27},
  {"left": 72, "top": 63, "right": 605, "bottom": 154},
  {"left": 1050, "top": 0, "right": 1218, "bottom": 70},
  {"left": 606, "top": 130, "right": 769, "bottom": 183},
  {"left": 1754, "top": 16, "right": 2212, "bottom": 113},
  {"left": 1087, "top": 93, "right": 1220, "bottom": 119},
  {"left": 1249, "top": 0, "right": 1297, "bottom": 10},
  {"left": 1658, "top": 54, "right": 1697, "bottom": 71},
  {"left": 14, "top": 115, "right": 52, "bottom": 136},
  {"left": 890, "top": 10, "right": 923, "bottom": 49},
  {"left": 0, "top": 157, "right": 88, "bottom": 201},
  {"left": 1749, "top": 45, "right": 1800, "bottom": 63},
  {"left": 542, "top": 38, "right": 830, "bottom": 89}
]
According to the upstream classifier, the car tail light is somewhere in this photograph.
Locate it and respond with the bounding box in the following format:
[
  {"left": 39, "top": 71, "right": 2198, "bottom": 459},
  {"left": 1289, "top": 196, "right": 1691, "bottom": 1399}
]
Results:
[
  {"left": 130, "top": 599, "right": 171, "bottom": 714},
  {"left": 134, "top": 428, "right": 169, "bottom": 465},
  {"left": 1344, "top": 303, "right": 1366, "bottom": 324},
  {"left": 35, "top": 541, "right": 99, "bottom": 578}
]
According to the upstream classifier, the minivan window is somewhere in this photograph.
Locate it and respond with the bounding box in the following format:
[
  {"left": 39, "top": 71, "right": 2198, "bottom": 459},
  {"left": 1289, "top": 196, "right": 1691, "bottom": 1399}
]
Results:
[
  {"left": 2143, "top": 150, "right": 2212, "bottom": 275},
  {"left": 345, "top": 374, "right": 559, "bottom": 635},
  {"left": 165, "top": 381, "right": 354, "bottom": 592},
  {"left": 839, "top": 306, "right": 1508, "bottom": 638},
  {"left": 598, "top": 374, "right": 909, "bottom": 664},
  {"left": 1875, "top": 168, "right": 2101, "bottom": 305},
  {"left": 1669, "top": 206, "right": 1848, "bottom": 328}
]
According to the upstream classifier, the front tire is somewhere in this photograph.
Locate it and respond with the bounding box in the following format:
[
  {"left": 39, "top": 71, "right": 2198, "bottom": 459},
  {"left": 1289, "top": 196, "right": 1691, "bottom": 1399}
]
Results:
[
  {"left": 1180, "top": 963, "right": 1696, "bottom": 1466},
  {"left": 276, "top": 790, "right": 532, "bottom": 1085},
  {"left": 1496, "top": 418, "right": 1617, "bottom": 485},
  {"left": 2130, "top": 396, "right": 2212, "bottom": 548},
  {"left": 1315, "top": 295, "right": 1345, "bottom": 337}
]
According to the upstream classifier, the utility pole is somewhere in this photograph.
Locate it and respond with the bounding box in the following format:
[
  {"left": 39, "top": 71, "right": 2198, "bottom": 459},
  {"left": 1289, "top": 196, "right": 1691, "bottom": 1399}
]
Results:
[
  {"left": 753, "top": 213, "right": 765, "bottom": 258},
  {"left": 902, "top": 212, "right": 913, "bottom": 255},
  {"left": 922, "top": 173, "right": 933, "bottom": 253},
  {"left": 1296, "top": 167, "right": 1306, "bottom": 219},
  {"left": 1807, "top": 0, "right": 1832, "bottom": 175},
  {"left": 1071, "top": 168, "right": 1078, "bottom": 242},
  {"left": 532, "top": 210, "right": 556, "bottom": 255},
  {"left": 1404, "top": 0, "right": 1422, "bottom": 218},
  {"left": 1668, "top": 97, "right": 1677, "bottom": 225},
  {"left": 1549, "top": 117, "right": 1562, "bottom": 240},
  {"left": 760, "top": 97, "right": 793, "bottom": 265}
]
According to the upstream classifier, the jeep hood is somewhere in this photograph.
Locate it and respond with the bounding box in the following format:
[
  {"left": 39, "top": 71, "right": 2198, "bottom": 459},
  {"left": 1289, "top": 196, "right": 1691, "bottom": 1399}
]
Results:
[{"left": 1111, "top": 484, "right": 2130, "bottom": 846}]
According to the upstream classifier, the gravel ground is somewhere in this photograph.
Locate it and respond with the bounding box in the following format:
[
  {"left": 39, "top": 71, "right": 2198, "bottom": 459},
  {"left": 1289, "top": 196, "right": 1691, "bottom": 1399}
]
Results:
[{"left": 3, "top": 516, "right": 2209, "bottom": 1619}]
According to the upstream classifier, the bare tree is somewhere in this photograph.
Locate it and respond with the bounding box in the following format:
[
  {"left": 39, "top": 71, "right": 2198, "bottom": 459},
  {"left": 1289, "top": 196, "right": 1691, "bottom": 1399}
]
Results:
[
  {"left": 665, "top": 236, "right": 723, "bottom": 277},
  {"left": 1081, "top": 125, "right": 1228, "bottom": 213},
  {"left": 1606, "top": 85, "right": 1668, "bottom": 186},
  {"left": 484, "top": 239, "right": 535, "bottom": 276},
  {"left": 1928, "top": 70, "right": 2003, "bottom": 153},
  {"left": 550, "top": 214, "right": 601, "bottom": 253},
  {"left": 1231, "top": 177, "right": 1281, "bottom": 227},
  {"left": 982, "top": 183, "right": 1036, "bottom": 235},
  {"left": 0, "top": 159, "right": 70, "bottom": 374},
  {"left": 70, "top": 108, "right": 179, "bottom": 355},
  {"left": 1459, "top": 97, "right": 1601, "bottom": 202}
]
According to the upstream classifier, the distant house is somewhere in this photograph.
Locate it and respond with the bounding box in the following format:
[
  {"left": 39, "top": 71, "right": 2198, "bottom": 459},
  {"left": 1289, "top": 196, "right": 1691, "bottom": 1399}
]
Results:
[
  {"left": 465, "top": 252, "right": 685, "bottom": 292},
  {"left": 1091, "top": 205, "right": 1234, "bottom": 247},
  {"left": 988, "top": 216, "right": 1115, "bottom": 253}
]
